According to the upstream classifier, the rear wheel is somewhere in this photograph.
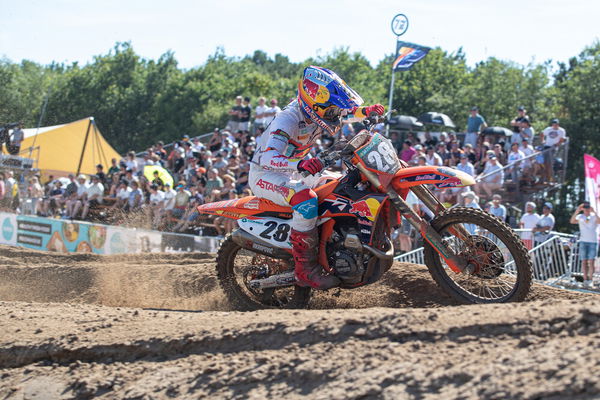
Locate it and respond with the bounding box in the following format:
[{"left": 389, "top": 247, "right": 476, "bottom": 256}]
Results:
[
  {"left": 424, "top": 207, "right": 532, "bottom": 304},
  {"left": 216, "top": 235, "right": 311, "bottom": 311}
]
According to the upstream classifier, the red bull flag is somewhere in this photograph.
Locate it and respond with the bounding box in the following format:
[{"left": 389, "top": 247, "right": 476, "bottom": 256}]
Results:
[
  {"left": 393, "top": 41, "right": 431, "bottom": 71},
  {"left": 584, "top": 154, "right": 600, "bottom": 212}
]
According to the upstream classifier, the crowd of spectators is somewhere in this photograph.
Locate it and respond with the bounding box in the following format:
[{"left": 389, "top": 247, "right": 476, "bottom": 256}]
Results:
[
  {"left": 0, "top": 101, "right": 568, "bottom": 241},
  {"left": 393, "top": 105, "right": 567, "bottom": 208}
]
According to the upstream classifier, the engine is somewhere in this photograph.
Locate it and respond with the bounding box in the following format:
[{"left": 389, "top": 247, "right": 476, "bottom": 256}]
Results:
[{"left": 327, "top": 227, "right": 367, "bottom": 285}]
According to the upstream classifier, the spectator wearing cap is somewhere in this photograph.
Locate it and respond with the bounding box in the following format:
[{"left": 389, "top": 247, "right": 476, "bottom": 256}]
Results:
[
  {"left": 570, "top": 202, "right": 600, "bottom": 287},
  {"left": 226, "top": 96, "right": 243, "bottom": 133},
  {"left": 510, "top": 106, "right": 529, "bottom": 135},
  {"left": 465, "top": 106, "right": 487, "bottom": 147},
  {"left": 170, "top": 182, "right": 191, "bottom": 221},
  {"left": 476, "top": 155, "right": 504, "bottom": 199},
  {"left": 212, "top": 152, "right": 227, "bottom": 170},
  {"left": 78, "top": 175, "right": 104, "bottom": 220},
  {"left": 460, "top": 191, "right": 481, "bottom": 234},
  {"left": 540, "top": 118, "right": 567, "bottom": 184},
  {"left": 506, "top": 142, "right": 525, "bottom": 183},
  {"left": 264, "top": 98, "right": 281, "bottom": 125},
  {"left": 520, "top": 202, "right": 540, "bottom": 250},
  {"left": 456, "top": 153, "right": 475, "bottom": 177},
  {"left": 488, "top": 194, "right": 507, "bottom": 222},
  {"left": 533, "top": 202, "right": 555, "bottom": 246},
  {"left": 411, "top": 144, "right": 425, "bottom": 165}
]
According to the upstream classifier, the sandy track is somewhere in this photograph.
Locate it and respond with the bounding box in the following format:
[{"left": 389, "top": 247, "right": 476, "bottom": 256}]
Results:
[{"left": 0, "top": 245, "right": 599, "bottom": 399}]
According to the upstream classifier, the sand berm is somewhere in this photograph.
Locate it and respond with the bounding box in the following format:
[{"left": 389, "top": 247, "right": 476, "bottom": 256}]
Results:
[{"left": 0, "top": 245, "right": 598, "bottom": 399}]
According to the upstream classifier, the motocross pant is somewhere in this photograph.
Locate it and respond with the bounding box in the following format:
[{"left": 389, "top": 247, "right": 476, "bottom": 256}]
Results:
[{"left": 249, "top": 168, "right": 320, "bottom": 232}]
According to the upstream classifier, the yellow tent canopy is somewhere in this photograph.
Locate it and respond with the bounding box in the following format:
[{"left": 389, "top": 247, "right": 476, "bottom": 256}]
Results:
[{"left": 20, "top": 117, "right": 121, "bottom": 178}]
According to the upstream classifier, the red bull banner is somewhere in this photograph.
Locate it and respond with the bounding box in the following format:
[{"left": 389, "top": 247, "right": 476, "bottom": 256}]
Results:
[
  {"left": 393, "top": 41, "right": 431, "bottom": 71},
  {"left": 584, "top": 154, "right": 600, "bottom": 212}
]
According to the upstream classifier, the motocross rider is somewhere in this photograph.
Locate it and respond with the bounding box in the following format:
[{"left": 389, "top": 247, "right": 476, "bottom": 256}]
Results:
[{"left": 249, "top": 66, "right": 384, "bottom": 290}]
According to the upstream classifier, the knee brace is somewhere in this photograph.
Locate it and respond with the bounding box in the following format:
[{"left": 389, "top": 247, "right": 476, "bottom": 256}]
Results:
[{"left": 289, "top": 188, "right": 318, "bottom": 219}]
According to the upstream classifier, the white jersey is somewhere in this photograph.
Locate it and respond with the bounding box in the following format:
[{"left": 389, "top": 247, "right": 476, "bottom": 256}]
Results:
[{"left": 251, "top": 100, "right": 323, "bottom": 173}]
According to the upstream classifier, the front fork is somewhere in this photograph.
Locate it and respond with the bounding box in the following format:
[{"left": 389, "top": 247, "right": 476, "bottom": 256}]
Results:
[{"left": 356, "top": 164, "right": 473, "bottom": 274}]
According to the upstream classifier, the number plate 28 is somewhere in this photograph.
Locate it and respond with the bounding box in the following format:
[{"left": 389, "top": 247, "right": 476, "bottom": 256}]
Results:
[{"left": 238, "top": 217, "right": 292, "bottom": 249}]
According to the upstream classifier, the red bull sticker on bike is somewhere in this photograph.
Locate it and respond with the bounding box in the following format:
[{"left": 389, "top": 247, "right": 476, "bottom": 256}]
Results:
[{"left": 350, "top": 198, "right": 381, "bottom": 221}]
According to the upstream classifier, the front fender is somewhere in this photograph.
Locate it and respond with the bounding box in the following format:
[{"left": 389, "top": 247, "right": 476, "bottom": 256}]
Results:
[{"left": 392, "top": 166, "right": 475, "bottom": 190}]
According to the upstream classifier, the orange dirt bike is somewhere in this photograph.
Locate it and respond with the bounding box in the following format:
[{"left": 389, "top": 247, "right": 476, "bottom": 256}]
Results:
[{"left": 198, "top": 118, "right": 533, "bottom": 310}]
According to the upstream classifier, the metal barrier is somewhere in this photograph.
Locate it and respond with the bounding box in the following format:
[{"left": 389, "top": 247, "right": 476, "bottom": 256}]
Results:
[
  {"left": 395, "top": 247, "right": 425, "bottom": 265},
  {"left": 395, "top": 230, "right": 578, "bottom": 284}
]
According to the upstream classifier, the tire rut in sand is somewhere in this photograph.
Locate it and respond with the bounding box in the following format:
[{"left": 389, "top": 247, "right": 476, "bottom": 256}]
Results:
[{"left": 0, "top": 245, "right": 592, "bottom": 311}]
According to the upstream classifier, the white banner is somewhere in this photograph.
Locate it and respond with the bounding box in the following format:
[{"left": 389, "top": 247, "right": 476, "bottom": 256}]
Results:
[{"left": 0, "top": 212, "right": 17, "bottom": 246}]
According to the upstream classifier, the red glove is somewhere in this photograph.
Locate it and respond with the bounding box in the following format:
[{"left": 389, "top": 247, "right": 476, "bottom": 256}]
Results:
[
  {"left": 363, "top": 104, "right": 385, "bottom": 117},
  {"left": 298, "top": 158, "right": 324, "bottom": 175}
]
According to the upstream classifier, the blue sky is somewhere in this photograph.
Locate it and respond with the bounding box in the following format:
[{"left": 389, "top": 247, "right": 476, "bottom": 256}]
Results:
[{"left": 2, "top": 0, "right": 598, "bottom": 69}]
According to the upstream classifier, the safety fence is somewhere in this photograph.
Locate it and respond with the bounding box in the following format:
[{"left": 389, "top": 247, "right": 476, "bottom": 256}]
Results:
[
  {"left": 395, "top": 229, "right": 584, "bottom": 285},
  {"left": 0, "top": 212, "right": 221, "bottom": 255}
]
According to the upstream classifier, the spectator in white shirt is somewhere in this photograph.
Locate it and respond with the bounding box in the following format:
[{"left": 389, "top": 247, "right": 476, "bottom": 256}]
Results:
[
  {"left": 112, "top": 181, "right": 131, "bottom": 210},
  {"left": 253, "top": 97, "right": 269, "bottom": 134},
  {"left": 570, "top": 202, "right": 600, "bottom": 287},
  {"left": 425, "top": 146, "right": 443, "bottom": 166},
  {"left": 264, "top": 98, "right": 281, "bottom": 125},
  {"left": 148, "top": 183, "right": 166, "bottom": 229},
  {"left": 476, "top": 156, "right": 504, "bottom": 199},
  {"left": 66, "top": 175, "right": 88, "bottom": 219},
  {"left": 519, "top": 202, "right": 540, "bottom": 249},
  {"left": 79, "top": 175, "right": 104, "bottom": 220},
  {"left": 540, "top": 118, "right": 566, "bottom": 183}
]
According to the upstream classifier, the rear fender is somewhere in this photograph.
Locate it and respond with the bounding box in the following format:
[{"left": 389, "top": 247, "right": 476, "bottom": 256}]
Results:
[
  {"left": 197, "top": 196, "right": 290, "bottom": 220},
  {"left": 392, "top": 166, "right": 475, "bottom": 190}
]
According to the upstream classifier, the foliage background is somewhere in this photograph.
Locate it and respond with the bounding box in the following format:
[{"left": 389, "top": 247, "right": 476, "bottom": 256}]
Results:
[{"left": 1, "top": 41, "right": 599, "bottom": 230}]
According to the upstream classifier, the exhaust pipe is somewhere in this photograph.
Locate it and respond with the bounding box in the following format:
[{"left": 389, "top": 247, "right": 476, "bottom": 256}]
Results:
[{"left": 231, "top": 229, "right": 292, "bottom": 259}]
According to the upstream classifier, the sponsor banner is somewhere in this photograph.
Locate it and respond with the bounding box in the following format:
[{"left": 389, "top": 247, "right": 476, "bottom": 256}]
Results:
[
  {"left": 2, "top": 213, "right": 221, "bottom": 255},
  {"left": 0, "top": 212, "right": 17, "bottom": 246},
  {"left": 15, "top": 216, "right": 103, "bottom": 254}
]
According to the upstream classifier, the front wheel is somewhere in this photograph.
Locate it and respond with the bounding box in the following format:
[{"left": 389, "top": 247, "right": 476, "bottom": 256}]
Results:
[
  {"left": 216, "top": 235, "right": 311, "bottom": 311},
  {"left": 424, "top": 207, "right": 532, "bottom": 304}
]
